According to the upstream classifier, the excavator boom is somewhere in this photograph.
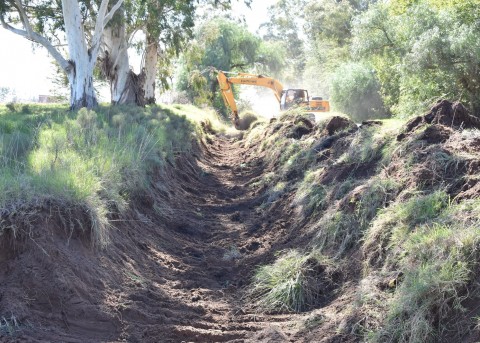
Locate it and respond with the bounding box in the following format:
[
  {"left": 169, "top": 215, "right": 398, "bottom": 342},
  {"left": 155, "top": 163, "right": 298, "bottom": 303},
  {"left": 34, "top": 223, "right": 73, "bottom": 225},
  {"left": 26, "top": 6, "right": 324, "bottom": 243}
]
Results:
[
  {"left": 216, "top": 70, "right": 329, "bottom": 128},
  {"left": 217, "top": 71, "right": 284, "bottom": 125}
]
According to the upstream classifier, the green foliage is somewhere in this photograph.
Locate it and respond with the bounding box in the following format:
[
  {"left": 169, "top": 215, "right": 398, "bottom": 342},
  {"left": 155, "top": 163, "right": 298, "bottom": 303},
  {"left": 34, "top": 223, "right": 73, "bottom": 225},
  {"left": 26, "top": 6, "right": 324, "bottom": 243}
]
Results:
[
  {"left": 302, "top": 0, "right": 480, "bottom": 117},
  {"left": 259, "top": 0, "right": 307, "bottom": 84},
  {"left": 177, "top": 18, "right": 285, "bottom": 116},
  {"left": 250, "top": 250, "right": 330, "bottom": 312},
  {"left": 352, "top": 1, "right": 480, "bottom": 117},
  {"left": 370, "top": 197, "right": 480, "bottom": 342},
  {"left": 330, "top": 62, "right": 386, "bottom": 121},
  {"left": 0, "top": 104, "right": 206, "bottom": 247},
  {"left": 302, "top": 0, "right": 363, "bottom": 97}
]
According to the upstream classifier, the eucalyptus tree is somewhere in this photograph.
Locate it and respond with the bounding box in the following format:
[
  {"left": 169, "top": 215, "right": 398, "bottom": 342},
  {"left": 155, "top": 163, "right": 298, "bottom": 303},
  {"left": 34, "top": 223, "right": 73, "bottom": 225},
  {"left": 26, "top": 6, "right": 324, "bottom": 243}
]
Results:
[
  {"left": 259, "top": 0, "right": 307, "bottom": 84},
  {"left": 0, "top": 0, "right": 124, "bottom": 109},
  {"left": 99, "top": 1, "right": 195, "bottom": 105},
  {"left": 102, "top": 0, "right": 237, "bottom": 106}
]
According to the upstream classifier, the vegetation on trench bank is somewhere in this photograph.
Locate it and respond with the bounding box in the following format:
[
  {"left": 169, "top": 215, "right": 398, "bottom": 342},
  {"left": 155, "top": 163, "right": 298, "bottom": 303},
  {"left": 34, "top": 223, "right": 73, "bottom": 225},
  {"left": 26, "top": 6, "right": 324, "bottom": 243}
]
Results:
[
  {"left": 369, "top": 196, "right": 480, "bottom": 343},
  {"left": 0, "top": 103, "right": 227, "bottom": 247},
  {"left": 245, "top": 106, "right": 480, "bottom": 342},
  {"left": 249, "top": 249, "right": 335, "bottom": 313}
]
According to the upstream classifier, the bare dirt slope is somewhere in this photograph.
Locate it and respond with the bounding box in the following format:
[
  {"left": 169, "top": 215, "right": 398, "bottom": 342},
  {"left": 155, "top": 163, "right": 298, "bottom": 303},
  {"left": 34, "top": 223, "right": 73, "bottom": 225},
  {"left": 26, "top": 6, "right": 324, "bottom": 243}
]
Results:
[{"left": 0, "top": 132, "right": 318, "bottom": 342}]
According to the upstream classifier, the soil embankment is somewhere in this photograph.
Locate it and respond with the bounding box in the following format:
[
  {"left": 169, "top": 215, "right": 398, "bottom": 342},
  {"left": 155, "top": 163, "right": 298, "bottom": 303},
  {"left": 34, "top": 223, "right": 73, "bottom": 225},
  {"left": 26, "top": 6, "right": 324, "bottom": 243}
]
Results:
[{"left": 3, "top": 99, "right": 480, "bottom": 342}]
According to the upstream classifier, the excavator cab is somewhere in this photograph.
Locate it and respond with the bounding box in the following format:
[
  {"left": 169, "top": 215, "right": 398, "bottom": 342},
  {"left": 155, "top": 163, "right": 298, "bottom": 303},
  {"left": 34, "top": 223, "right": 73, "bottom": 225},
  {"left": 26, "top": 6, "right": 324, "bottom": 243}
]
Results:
[{"left": 280, "top": 89, "right": 309, "bottom": 110}]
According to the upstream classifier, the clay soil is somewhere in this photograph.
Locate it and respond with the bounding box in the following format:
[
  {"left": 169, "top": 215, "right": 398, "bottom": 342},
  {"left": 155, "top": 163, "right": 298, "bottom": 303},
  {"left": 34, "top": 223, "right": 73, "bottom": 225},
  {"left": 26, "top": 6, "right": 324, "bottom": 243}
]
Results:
[{"left": 0, "top": 135, "right": 331, "bottom": 343}]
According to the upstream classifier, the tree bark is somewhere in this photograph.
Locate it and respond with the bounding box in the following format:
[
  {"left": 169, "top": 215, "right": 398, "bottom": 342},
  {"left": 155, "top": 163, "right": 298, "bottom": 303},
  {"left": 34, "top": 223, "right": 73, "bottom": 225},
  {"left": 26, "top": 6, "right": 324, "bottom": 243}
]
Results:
[
  {"left": 66, "top": 60, "right": 98, "bottom": 110},
  {"left": 102, "top": 22, "right": 145, "bottom": 106},
  {"left": 62, "top": 0, "right": 100, "bottom": 109},
  {"left": 144, "top": 34, "right": 159, "bottom": 104},
  {"left": 1, "top": 0, "right": 124, "bottom": 110},
  {"left": 104, "top": 24, "right": 135, "bottom": 104}
]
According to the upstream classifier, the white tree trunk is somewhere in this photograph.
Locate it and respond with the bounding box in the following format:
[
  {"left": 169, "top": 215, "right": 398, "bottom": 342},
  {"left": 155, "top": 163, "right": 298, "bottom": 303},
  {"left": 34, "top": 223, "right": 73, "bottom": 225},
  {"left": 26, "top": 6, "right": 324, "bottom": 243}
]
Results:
[
  {"left": 144, "top": 38, "right": 159, "bottom": 104},
  {"left": 2, "top": 0, "right": 124, "bottom": 109},
  {"left": 62, "top": 0, "right": 98, "bottom": 109},
  {"left": 103, "top": 24, "right": 137, "bottom": 104},
  {"left": 66, "top": 60, "right": 97, "bottom": 109}
]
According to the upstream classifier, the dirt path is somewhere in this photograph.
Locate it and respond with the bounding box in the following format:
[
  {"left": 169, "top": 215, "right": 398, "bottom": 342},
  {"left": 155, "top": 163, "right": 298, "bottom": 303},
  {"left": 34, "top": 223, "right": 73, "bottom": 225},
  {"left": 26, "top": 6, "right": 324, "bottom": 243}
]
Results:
[{"left": 143, "top": 137, "right": 301, "bottom": 342}]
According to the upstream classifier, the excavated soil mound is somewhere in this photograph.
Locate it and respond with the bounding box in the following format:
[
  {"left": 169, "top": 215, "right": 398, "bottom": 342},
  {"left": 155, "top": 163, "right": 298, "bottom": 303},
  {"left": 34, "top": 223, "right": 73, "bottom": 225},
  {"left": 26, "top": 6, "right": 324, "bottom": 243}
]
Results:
[
  {"left": 398, "top": 100, "right": 480, "bottom": 140},
  {"left": 324, "top": 116, "right": 356, "bottom": 136}
]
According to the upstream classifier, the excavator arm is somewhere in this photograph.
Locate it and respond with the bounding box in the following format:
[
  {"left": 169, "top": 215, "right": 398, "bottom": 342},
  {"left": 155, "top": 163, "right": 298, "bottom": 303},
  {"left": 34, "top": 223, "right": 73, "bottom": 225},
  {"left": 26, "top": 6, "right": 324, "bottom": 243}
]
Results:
[{"left": 217, "top": 71, "right": 284, "bottom": 126}]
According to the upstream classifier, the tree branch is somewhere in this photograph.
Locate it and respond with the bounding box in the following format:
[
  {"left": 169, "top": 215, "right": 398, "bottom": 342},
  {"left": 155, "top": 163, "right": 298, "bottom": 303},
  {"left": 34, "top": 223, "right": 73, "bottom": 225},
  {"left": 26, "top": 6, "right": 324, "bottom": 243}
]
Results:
[
  {"left": 0, "top": 15, "right": 70, "bottom": 72},
  {"left": 89, "top": 0, "right": 124, "bottom": 65},
  {"left": 13, "top": 0, "right": 33, "bottom": 36},
  {"left": 89, "top": 0, "right": 110, "bottom": 63},
  {"left": 103, "top": 0, "right": 124, "bottom": 27}
]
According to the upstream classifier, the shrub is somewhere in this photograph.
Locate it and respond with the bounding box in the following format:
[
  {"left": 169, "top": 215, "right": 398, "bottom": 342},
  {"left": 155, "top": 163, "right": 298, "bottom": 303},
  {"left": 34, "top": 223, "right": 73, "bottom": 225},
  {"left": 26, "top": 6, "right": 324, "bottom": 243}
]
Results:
[
  {"left": 5, "top": 102, "right": 16, "bottom": 112},
  {"left": 330, "top": 62, "right": 387, "bottom": 122}
]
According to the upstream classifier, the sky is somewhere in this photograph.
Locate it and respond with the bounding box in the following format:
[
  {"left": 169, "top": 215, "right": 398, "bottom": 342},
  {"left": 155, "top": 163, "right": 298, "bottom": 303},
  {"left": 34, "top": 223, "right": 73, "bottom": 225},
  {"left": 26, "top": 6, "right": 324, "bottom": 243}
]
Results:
[{"left": 0, "top": 0, "right": 278, "bottom": 102}]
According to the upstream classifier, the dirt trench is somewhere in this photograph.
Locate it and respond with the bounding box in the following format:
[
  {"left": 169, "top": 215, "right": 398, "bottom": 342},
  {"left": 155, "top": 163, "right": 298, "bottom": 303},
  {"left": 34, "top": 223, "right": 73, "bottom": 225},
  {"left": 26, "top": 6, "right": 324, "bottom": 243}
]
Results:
[{"left": 0, "top": 136, "right": 313, "bottom": 343}]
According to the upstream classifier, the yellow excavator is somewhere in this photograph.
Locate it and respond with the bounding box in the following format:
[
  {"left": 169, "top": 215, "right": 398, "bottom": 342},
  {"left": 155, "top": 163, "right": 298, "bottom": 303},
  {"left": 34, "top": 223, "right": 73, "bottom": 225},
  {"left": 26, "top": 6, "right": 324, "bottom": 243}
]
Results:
[{"left": 216, "top": 70, "right": 330, "bottom": 127}]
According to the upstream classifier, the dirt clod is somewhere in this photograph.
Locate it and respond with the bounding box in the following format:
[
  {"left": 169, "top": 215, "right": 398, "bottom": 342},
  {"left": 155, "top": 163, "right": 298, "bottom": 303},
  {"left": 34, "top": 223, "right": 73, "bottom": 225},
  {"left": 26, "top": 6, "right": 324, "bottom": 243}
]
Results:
[
  {"left": 420, "top": 124, "right": 453, "bottom": 144},
  {"left": 286, "top": 123, "right": 312, "bottom": 139},
  {"left": 398, "top": 100, "right": 480, "bottom": 141},
  {"left": 237, "top": 111, "right": 259, "bottom": 131},
  {"left": 324, "top": 116, "right": 356, "bottom": 136}
]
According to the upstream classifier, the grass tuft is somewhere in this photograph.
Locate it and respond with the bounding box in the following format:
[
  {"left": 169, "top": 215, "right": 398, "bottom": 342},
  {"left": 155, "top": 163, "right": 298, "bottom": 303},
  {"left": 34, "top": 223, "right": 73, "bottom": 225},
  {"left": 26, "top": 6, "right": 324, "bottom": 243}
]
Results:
[{"left": 250, "top": 250, "right": 332, "bottom": 313}]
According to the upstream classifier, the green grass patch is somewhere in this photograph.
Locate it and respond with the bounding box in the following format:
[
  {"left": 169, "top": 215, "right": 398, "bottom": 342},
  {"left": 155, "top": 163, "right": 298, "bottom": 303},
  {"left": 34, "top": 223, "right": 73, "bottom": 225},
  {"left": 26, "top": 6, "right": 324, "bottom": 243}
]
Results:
[
  {"left": 372, "top": 198, "right": 480, "bottom": 342},
  {"left": 0, "top": 103, "right": 221, "bottom": 247},
  {"left": 250, "top": 250, "right": 332, "bottom": 313},
  {"left": 361, "top": 193, "right": 480, "bottom": 342},
  {"left": 293, "top": 169, "right": 328, "bottom": 217},
  {"left": 316, "top": 177, "right": 399, "bottom": 256},
  {"left": 364, "top": 190, "right": 451, "bottom": 268}
]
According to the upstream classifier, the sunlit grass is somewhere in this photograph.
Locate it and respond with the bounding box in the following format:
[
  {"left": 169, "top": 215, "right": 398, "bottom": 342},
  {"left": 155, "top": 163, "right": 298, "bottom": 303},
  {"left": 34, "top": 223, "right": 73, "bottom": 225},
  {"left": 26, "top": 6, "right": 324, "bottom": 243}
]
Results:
[
  {"left": 0, "top": 103, "right": 219, "bottom": 247},
  {"left": 250, "top": 250, "right": 331, "bottom": 313}
]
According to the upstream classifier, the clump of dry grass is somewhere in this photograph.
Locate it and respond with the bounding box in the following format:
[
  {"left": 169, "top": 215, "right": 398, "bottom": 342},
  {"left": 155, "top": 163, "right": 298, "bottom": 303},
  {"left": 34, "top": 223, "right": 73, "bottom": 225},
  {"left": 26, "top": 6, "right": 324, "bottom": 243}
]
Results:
[{"left": 249, "top": 250, "right": 334, "bottom": 313}]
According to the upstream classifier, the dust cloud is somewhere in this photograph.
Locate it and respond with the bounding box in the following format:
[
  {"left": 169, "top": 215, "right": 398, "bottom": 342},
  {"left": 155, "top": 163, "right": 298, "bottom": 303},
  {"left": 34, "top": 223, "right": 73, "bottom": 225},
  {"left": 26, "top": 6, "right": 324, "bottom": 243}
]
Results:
[{"left": 239, "top": 87, "right": 280, "bottom": 119}]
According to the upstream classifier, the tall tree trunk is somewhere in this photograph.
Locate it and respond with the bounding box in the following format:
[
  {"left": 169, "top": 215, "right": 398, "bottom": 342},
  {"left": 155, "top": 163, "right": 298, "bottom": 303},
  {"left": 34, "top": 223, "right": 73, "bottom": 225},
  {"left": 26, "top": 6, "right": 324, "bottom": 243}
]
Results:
[
  {"left": 63, "top": 0, "right": 98, "bottom": 109},
  {"left": 67, "top": 60, "right": 98, "bottom": 110},
  {"left": 103, "top": 21, "right": 145, "bottom": 106},
  {"left": 1, "top": 0, "right": 124, "bottom": 110},
  {"left": 144, "top": 34, "right": 159, "bottom": 104}
]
